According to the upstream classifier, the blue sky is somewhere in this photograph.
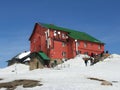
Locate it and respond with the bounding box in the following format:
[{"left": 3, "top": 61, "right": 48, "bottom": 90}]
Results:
[{"left": 0, "top": 0, "right": 120, "bottom": 68}]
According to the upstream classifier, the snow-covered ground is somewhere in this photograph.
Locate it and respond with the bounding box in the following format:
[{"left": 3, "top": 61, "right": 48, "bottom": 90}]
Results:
[{"left": 0, "top": 54, "right": 120, "bottom": 90}]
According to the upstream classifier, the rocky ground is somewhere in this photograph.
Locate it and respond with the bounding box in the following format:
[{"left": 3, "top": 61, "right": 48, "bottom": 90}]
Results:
[{"left": 0, "top": 79, "right": 42, "bottom": 90}]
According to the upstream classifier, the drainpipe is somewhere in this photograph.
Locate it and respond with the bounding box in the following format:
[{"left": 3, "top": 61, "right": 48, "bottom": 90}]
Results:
[{"left": 47, "top": 29, "right": 50, "bottom": 49}]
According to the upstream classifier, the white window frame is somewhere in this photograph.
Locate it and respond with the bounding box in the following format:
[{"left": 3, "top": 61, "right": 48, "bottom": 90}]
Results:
[
  {"left": 58, "top": 31, "right": 61, "bottom": 34},
  {"left": 54, "top": 30, "right": 57, "bottom": 36}
]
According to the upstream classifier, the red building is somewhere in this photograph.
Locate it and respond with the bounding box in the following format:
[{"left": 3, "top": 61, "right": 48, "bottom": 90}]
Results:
[{"left": 29, "top": 22, "right": 104, "bottom": 60}]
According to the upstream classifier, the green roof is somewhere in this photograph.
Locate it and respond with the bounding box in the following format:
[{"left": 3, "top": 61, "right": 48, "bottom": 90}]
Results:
[
  {"left": 38, "top": 51, "right": 50, "bottom": 60},
  {"left": 38, "top": 22, "right": 104, "bottom": 44}
]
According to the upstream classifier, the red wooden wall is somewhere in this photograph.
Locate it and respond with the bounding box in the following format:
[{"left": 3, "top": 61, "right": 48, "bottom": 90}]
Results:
[{"left": 29, "top": 24, "right": 104, "bottom": 60}]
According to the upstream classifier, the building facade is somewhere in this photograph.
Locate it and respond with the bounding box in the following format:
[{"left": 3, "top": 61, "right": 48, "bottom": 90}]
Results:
[{"left": 29, "top": 22, "right": 104, "bottom": 60}]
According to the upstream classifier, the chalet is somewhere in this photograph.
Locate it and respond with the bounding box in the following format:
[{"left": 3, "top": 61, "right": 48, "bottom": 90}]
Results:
[
  {"left": 29, "top": 22, "right": 104, "bottom": 64},
  {"left": 7, "top": 51, "right": 31, "bottom": 66}
]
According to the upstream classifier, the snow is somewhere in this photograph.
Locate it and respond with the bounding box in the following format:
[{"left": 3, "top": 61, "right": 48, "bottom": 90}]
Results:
[
  {"left": 0, "top": 64, "right": 29, "bottom": 74},
  {"left": 23, "top": 57, "right": 31, "bottom": 62},
  {"left": 15, "top": 51, "right": 30, "bottom": 59},
  {"left": 0, "top": 54, "right": 120, "bottom": 90}
]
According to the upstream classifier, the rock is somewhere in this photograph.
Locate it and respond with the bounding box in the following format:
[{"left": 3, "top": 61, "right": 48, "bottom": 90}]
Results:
[
  {"left": 101, "top": 81, "right": 112, "bottom": 86},
  {"left": 0, "top": 78, "right": 3, "bottom": 81},
  {"left": 0, "top": 79, "right": 42, "bottom": 89},
  {"left": 87, "top": 77, "right": 113, "bottom": 86}
]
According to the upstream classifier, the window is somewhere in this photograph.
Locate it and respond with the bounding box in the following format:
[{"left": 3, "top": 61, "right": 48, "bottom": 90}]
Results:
[
  {"left": 76, "top": 50, "right": 81, "bottom": 55},
  {"left": 54, "top": 30, "right": 57, "bottom": 36},
  {"left": 33, "top": 39, "right": 36, "bottom": 43},
  {"left": 34, "top": 46, "right": 36, "bottom": 51},
  {"left": 62, "top": 52, "right": 66, "bottom": 57},
  {"left": 58, "top": 31, "right": 61, "bottom": 34},
  {"left": 78, "top": 50, "right": 81, "bottom": 54},
  {"left": 62, "top": 33, "right": 65, "bottom": 38},
  {"left": 58, "top": 31, "right": 61, "bottom": 39},
  {"left": 66, "top": 36, "right": 68, "bottom": 39},
  {"left": 84, "top": 52, "right": 88, "bottom": 55},
  {"left": 98, "top": 45, "right": 101, "bottom": 49},
  {"left": 84, "top": 42, "right": 87, "bottom": 48},
  {"left": 62, "top": 42, "right": 66, "bottom": 47}
]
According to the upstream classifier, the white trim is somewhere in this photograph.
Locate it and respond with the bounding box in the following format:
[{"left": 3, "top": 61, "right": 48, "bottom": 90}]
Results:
[
  {"left": 58, "top": 31, "right": 60, "bottom": 34},
  {"left": 47, "top": 29, "right": 50, "bottom": 36},
  {"left": 45, "top": 31, "right": 47, "bottom": 40}
]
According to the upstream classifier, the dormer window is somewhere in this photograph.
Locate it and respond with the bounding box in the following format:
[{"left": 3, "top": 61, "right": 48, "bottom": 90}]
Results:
[
  {"left": 54, "top": 30, "right": 57, "bottom": 36},
  {"left": 58, "top": 31, "right": 61, "bottom": 34},
  {"left": 62, "top": 33, "right": 65, "bottom": 38},
  {"left": 66, "top": 36, "right": 68, "bottom": 39}
]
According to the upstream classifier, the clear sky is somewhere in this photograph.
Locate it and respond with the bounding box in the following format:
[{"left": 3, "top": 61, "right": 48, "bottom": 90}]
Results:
[{"left": 0, "top": 0, "right": 120, "bottom": 68}]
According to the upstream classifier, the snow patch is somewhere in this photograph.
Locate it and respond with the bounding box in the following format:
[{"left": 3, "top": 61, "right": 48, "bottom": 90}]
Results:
[
  {"left": 16, "top": 51, "right": 30, "bottom": 59},
  {"left": 108, "top": 54, "right": 120, "bottom": 59}
]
